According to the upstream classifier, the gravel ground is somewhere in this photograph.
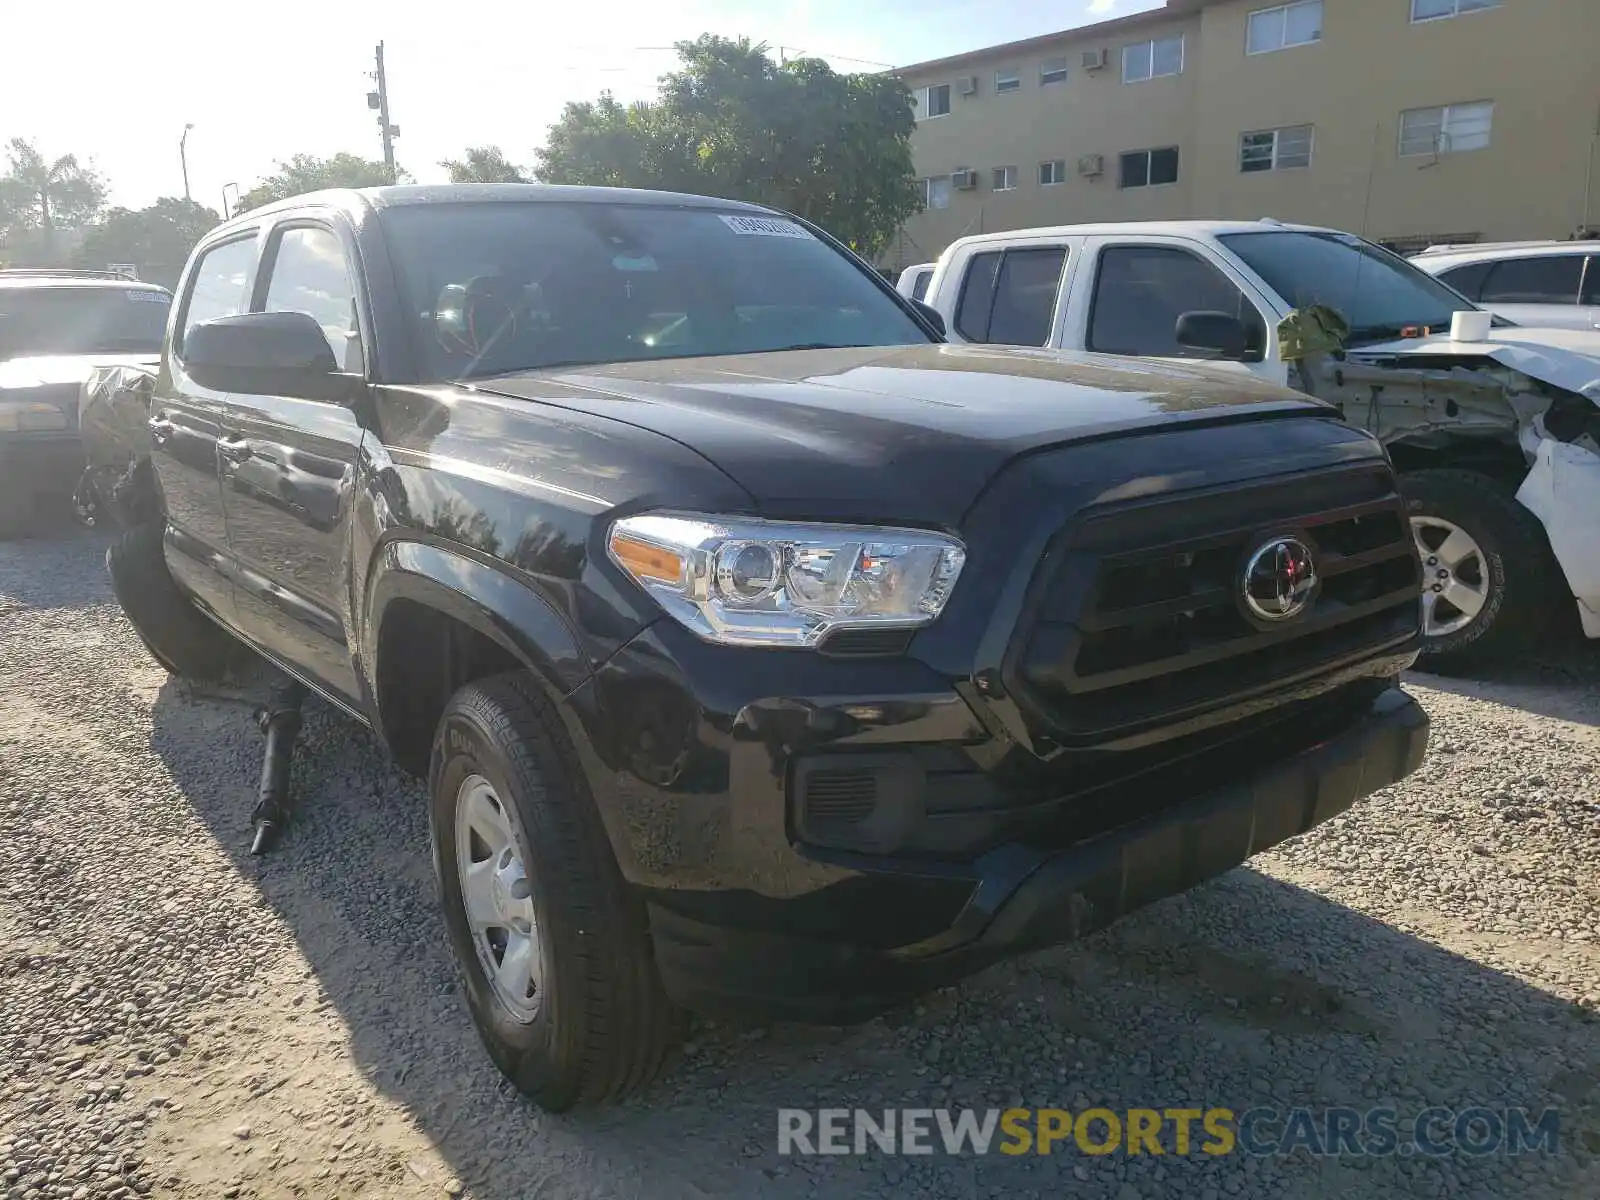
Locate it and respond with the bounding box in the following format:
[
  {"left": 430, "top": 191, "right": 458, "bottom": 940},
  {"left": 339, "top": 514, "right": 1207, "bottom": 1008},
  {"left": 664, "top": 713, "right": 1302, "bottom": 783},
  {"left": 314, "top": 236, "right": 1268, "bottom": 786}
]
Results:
[{"left": 2, "top": 526, "right": 1597, "bottom": 1200}]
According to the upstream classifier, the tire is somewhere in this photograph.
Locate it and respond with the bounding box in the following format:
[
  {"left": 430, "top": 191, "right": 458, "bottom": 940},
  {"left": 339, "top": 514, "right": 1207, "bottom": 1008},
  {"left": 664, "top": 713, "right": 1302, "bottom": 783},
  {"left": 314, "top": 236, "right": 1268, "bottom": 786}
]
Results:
[
  {"left": 429, "top": 672, "right": 682, "bottom": 1110},
  {"left": 106, "top": 521, "right": 240, "bottom": 681},
  {"left": 1401, "top": 468, "right": 1556, "bottom": 672}
]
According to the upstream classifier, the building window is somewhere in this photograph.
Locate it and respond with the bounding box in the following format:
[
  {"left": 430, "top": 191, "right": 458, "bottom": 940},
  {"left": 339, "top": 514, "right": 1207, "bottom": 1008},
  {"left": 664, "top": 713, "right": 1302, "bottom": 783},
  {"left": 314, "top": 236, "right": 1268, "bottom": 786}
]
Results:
[
  {"left": 1040, "top": 56, "right": 1069, "bottom": 85},
  {"left": 1119, "top": 146, "right": 1180, "bottom": 189},
  {"left": 1246, "top": 1, "right": 1322, "bottom": 54},
  {"left": 992, "top": 166, "right": 1019, "bottom": 191},
  {"left": 1240, "top": 124, "right": 1314, "bottom": 172},
  {"left": 919, "top": 176, "right": 953, "bottom": 211},
  {"left": 994, "top": 69, "right": 1021, "bottom": 94},
  {"left": 1399, "top": 101, "right": 1493, "bottom": 156},
  {"left": 1411, "top": 0, "right": 1500, "bottom": 22},
  {"left": 1122, "top": 35, "right": 1183, "bottom": 82},
  {"left": 1039, "top": 159, "right": 1067, "bottom": 185},
  {"left": 917, "top": 83, "right": 952, "bottom": 119}
]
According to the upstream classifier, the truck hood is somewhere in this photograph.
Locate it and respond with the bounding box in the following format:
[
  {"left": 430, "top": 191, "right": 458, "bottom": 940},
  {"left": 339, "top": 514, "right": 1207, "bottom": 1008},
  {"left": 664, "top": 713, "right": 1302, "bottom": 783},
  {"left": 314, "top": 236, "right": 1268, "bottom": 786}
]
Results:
[
  {"left": 475, "top": 343, "right": 1323, "bottom": 524},
  {"left": 0, "top": 352, "right": 160, "bottom": 392}
]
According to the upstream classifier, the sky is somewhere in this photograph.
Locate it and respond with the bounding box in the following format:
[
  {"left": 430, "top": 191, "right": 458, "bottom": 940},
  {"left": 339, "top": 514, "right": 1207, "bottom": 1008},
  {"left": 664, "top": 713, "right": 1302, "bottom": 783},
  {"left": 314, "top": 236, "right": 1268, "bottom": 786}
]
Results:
[{"left": 2, "top": 0, "right": 1160, "bottom": 213}]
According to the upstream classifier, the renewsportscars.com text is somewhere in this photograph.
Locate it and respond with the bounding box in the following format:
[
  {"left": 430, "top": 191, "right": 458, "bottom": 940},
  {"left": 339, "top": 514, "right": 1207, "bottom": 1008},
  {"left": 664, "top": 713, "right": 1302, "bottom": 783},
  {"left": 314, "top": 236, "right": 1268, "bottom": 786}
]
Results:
[{"left": 777, "top": 1106, "right": 1562, "bottom": 1158}]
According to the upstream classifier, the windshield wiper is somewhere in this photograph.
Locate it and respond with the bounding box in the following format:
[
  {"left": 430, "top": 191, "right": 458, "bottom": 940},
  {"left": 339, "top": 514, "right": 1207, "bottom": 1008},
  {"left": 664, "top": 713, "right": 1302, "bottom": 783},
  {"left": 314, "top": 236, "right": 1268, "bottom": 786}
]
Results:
[{"left": 765, "top": 342, "right": 871, "bottom": 352}]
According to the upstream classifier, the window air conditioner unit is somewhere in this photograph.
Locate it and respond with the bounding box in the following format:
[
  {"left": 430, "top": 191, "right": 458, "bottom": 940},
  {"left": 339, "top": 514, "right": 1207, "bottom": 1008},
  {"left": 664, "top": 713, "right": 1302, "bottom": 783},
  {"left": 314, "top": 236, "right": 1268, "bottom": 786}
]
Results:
[
  {"left": 1081, "top": 48, "right": 1107, "bottom": 70},
  {"left": 951, "top": 169, "right": 980, "bottom": 190},
  {"left": 1077, "top": 154, "right": 1104, "bottom": 177},
  {"left": 957, "top": 75, "right": 979, "bottom": 96}
]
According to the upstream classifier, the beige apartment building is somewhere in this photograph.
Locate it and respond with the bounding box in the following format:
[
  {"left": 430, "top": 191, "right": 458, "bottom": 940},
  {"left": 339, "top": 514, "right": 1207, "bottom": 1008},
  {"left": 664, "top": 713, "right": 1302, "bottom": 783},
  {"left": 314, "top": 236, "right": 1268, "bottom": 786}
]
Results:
[{"left": 890, "top": 0, "right": 1600, "bottom": 270}]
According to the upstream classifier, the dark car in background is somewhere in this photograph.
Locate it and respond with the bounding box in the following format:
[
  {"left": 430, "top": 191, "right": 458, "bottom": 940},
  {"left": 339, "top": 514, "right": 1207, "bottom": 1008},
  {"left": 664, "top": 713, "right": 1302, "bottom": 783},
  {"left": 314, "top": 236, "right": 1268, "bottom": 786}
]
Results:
[{"left": 0, "top": 269, "right": 172, "bottom": 535}]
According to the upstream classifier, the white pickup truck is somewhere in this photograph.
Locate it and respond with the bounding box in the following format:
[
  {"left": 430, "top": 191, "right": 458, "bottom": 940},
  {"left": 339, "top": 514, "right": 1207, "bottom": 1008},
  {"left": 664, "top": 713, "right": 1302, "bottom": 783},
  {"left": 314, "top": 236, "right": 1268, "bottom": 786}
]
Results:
[{"left": 918, "top": 219, "right": 1600, "bottom": 672}]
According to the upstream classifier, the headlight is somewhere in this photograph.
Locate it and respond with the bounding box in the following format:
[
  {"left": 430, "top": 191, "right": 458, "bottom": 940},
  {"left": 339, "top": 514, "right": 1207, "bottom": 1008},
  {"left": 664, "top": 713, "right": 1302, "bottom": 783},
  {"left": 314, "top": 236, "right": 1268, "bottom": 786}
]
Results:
[
  {"left": 0, "top": 401, "right": 69, "bottom": 433},
  {"left": 607, "top": 512, "right": 966, "bottom": 648}
]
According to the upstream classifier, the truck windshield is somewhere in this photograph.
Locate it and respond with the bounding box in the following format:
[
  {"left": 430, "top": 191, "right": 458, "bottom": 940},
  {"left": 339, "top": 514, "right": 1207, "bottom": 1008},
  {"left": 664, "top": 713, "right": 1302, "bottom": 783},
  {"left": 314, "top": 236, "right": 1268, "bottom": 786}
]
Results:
[
  {"left": 379, "top": 201, "right": 933, "bottom": 381},
  {"left": 0, "top": 286, "right": 170, "bottom": 359},
  {"left": 1217, "top": 230, "right": 1484, "bottom": 345}
]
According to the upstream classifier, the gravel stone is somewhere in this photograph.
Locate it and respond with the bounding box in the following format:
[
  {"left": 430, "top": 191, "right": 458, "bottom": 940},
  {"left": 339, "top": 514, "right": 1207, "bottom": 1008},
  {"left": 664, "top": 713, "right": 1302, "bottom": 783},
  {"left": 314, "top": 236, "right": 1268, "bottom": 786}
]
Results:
[{"left": 2, "top": 529, "right": 1597, "bottom": 1198}]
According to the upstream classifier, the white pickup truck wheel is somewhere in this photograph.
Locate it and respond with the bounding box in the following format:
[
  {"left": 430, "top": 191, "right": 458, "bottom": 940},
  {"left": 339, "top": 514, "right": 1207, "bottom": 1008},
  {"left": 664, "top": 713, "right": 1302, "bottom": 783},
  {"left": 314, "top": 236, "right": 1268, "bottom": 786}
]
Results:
[{"left": 1401, "top": 469, "right": 1555, "bottom": 672}]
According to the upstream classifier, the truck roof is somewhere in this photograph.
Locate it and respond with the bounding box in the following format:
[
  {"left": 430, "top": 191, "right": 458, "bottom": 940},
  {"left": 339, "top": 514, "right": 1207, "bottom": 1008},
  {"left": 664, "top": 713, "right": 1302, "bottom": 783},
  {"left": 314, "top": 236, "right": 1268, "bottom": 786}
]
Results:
[
  {"left": 0, "top": 271, "right": 171, "bottom": 294},
  {"left": 940, "top": 219, "right": 1343, "bottom": 252},
  {"left": 1411, "top": 240, "right": 1589, "bottom": 264},
  {"left": 220, "top": 183, "right": 782, "bottom": 228}
]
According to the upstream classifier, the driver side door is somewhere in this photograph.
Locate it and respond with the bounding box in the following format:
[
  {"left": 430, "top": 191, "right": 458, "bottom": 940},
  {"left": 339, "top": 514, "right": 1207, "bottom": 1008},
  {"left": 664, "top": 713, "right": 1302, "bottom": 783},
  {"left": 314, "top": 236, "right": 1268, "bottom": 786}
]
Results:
[
  {"left": 219, "top": 220, "right": 368, "bottom": 705},
  {"left": 1068, "top": 238, "right": 1288, "bottom": 385}
]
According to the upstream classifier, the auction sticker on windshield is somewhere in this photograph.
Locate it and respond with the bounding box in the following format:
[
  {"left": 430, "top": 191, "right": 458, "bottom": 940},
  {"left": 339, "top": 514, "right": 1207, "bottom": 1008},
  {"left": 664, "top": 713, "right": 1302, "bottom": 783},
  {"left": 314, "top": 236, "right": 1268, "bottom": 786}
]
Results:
[{"left": 718, "top": 214, "right": 815, "bottom": 240}]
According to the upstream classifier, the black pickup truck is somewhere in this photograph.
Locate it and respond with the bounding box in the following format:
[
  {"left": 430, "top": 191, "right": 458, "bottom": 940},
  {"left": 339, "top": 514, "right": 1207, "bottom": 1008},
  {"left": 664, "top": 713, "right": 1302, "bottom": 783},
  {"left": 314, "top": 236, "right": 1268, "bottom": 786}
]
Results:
[{"left": 85, "top": 184, "right": 1428, "bottom": 1110}]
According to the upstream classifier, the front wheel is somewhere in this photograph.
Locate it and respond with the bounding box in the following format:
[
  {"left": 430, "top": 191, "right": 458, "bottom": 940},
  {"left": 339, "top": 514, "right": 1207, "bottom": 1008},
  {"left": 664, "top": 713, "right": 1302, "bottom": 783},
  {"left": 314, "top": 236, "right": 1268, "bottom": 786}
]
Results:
[
  {"left": 429, "top": 672, "right": 682, "bottom": 1110},
  {"left": 1402, "top": 468, "right": 1556, "bottom": 672}
]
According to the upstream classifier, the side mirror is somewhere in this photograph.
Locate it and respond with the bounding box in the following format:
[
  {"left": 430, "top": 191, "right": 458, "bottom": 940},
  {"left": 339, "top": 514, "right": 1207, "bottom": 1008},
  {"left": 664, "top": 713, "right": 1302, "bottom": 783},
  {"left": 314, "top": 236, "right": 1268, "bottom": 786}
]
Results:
[
  {"left": 912, "top": 299, "right": 946, "bottom": 338},
  {"left": 1174, "top": 310, "right": 1249, "bottom": 361},
  {"left": 183, "top": 311, "right": 361, "bottom": 403}
]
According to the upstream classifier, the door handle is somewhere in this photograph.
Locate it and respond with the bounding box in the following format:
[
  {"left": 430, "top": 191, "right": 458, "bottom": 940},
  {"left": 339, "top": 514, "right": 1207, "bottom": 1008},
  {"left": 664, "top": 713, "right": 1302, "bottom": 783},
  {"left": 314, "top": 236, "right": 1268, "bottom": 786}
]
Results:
[
  {"left": 147, "top": 415, "right": 174, "bottom": 446},
  {"left": 218, "top": 437, "right": 253, "bottom": 464}
]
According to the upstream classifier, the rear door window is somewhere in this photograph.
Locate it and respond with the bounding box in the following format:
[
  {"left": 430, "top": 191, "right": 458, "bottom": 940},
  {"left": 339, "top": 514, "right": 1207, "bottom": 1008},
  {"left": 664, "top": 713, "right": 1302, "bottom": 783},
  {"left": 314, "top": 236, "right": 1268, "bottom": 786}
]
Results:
[
  {"left": 1478, "top": 255, "right": 1583, "bottom": 305},
  {"left": 180, "top": 237, "right": 257, "bottom": 351},
  {"left": 953, "top": 247, "right": 1066, "bottom": 345}
]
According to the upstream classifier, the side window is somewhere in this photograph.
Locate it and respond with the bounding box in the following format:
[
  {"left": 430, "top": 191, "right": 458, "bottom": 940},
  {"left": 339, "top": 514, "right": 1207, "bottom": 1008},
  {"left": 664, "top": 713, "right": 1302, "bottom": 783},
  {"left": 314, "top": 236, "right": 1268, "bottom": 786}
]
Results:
[
  {"left": 954, "top": 253, "right": 1002, "bottom": 341},
  {"left": 953, "top": 248, "right": 1067, "bottom": 345},
  {"left": 1478, "top": 256, "right": 1583, "bottom": 305},
  {"left": 911, "top": 270, "right": 932, "bottom": 303},
  {"left": 180, "top": 237, "right": 256, "bottom": 350},
  {"left": 1583, "top": 257, "right": 1600, "bottom": 306},
  {"left": 1088, "top": 245, "right": 1264, "bottom": 359},
  {"left": 1437, "top": 261, "right": 1492, "bottom": 300},
  {"left": 261, "top": 226, "right": 363, "bottom": 371}
]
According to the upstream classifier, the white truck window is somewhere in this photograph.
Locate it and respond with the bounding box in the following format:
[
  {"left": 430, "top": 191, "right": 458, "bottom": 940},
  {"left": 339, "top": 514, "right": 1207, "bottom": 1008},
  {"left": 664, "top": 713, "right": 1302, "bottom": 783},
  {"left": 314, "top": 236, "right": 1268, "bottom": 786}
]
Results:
[
  {"left": 1087, "top": 245, "right": 1263, "bottom": 358},
  {"left": 953, "top": 247, "right": 1067, "bottom": 346}
]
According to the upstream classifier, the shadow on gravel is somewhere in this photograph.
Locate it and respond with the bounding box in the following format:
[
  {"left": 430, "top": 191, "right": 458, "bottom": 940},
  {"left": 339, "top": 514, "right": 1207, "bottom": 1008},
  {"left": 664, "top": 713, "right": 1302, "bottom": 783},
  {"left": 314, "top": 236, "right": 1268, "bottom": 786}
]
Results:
[
  {"left": 1408, "top": 634, "right": 1600, "bottom": 728},
  {"left": 148, "top": 684, "right": 1600, "bottom": 1200},
  {"left": 0, "top": 522, "right": 113, "bottom": 612}
]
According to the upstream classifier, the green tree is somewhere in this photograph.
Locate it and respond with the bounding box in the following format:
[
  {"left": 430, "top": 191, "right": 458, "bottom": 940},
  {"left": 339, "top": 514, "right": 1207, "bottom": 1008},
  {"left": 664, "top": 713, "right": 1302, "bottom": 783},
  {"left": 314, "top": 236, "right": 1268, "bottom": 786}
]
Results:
[
  {"left": 75, "top": 198, "right": 220, "bottom": 289},
  {"left": 235, "top": 153, "right": 400, "bottom": 212},
  {"left": 535, "top": 36, "right": 922, "bottom": 257},
  {"left": 0, "top": 138, "right": 108, "bottom": 265},
  {"left": 440, "top": 146, "right": 528, "bottom": 183}
]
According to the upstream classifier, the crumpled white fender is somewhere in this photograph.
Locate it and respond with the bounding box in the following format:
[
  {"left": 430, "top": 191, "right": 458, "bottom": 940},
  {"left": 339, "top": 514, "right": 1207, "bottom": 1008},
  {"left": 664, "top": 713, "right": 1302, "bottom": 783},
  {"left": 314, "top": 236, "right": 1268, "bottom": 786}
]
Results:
[{"left": 1517, "top": 424, "right": 1600, "bottom": 637}]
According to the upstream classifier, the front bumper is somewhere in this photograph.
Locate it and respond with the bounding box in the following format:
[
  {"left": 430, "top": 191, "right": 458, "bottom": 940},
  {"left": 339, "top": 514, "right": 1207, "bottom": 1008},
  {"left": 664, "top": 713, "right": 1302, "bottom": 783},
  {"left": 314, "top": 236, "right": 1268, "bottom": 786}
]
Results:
[{"left": 647, "top": 686, "right": 1427, "bottom": 1022}]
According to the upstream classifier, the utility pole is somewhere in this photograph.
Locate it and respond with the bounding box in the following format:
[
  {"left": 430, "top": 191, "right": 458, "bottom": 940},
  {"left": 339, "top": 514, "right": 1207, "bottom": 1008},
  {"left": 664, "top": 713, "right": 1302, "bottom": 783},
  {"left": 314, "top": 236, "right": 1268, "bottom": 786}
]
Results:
[
  {"left": 179, "top": 123, "right": 194, "bottom": 202},
  {"left": 368, "top": 43, "right": 399, "bottom": 181}
]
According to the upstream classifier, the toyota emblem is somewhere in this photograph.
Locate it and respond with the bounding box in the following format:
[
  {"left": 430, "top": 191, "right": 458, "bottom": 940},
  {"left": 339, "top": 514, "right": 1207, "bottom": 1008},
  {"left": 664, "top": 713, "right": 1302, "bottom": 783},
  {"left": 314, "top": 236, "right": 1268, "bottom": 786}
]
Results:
[{"left": 1241, "top": 536, "right": 1318, "bottom": 622}]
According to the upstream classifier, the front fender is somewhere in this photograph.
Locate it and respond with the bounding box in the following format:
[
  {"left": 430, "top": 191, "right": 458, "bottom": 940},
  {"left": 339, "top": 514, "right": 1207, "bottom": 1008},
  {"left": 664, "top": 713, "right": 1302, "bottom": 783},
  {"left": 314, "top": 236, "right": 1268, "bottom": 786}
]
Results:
[{"left": 363, "top": 537, "right": 592, "bottom": 706}]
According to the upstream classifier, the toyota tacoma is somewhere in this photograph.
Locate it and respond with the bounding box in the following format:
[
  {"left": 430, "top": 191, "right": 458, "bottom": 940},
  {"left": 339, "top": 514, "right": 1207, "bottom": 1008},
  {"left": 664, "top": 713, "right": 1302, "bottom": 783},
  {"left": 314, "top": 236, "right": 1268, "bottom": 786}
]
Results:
[{"left": 85, "top": 184, "right": 1429, "bottom": 1110}]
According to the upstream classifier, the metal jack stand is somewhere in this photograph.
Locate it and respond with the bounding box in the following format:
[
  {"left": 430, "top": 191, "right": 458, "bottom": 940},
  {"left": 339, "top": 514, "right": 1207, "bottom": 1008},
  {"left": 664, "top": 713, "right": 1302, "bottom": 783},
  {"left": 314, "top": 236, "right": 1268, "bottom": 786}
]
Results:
[{"left": 250, "top": 681, "right": 310, "bottom": 856}]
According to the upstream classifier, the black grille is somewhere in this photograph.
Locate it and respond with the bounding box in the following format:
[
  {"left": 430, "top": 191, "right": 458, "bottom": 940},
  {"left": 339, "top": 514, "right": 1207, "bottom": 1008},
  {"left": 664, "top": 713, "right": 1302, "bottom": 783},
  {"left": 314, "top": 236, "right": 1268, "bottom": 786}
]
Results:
[
  {"left": 799, "top": 768, "right": 878, "bottom": 824},
  {"left": 820, "top": 627, "right": 916, "bottom": 658},
  {"left": 1012, "top": 465, "right": 1419, "bottom": 740}
]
